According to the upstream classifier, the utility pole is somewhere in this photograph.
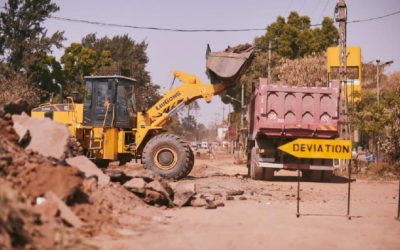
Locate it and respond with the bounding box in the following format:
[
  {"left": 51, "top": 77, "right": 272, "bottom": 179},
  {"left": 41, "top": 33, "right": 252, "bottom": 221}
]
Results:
[
  {"left": 335, "top": 0, "right": 349, "bottom": 141},
  {"left": 268, "top": 41, "right": 272, "bottom": 83},
  {"left": 376, "top": 60, "right": 381, "bottom": 106}
]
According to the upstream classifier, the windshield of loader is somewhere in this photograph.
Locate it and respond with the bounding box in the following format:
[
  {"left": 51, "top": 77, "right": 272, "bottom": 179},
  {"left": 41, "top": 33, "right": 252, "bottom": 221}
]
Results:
[{"left": 116, "top": 80, "right": 136, "bottom": 128}]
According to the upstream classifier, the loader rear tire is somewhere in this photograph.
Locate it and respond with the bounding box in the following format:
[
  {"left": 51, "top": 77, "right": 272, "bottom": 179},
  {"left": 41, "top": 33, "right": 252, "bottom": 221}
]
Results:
[{"left": 142, "top": 133, "right": 193, "bottom": 180}]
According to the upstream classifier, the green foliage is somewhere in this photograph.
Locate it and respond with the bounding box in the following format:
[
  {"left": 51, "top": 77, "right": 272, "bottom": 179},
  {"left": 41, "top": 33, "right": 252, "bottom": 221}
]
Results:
[
  {"left": 255, "top": 12, "right": 338, "bottom": 59},
  {"left": 0, "top": 0, "right": 64, "bottom": 93},
  {"left": 225, "top": 12, "right": 338, "bottom": 115},
  {"left": 61, "top": 43, "right": 110, "bottom": 86},
  {"left": 79, "top": 34, "right": 158, "bottom": 110}
]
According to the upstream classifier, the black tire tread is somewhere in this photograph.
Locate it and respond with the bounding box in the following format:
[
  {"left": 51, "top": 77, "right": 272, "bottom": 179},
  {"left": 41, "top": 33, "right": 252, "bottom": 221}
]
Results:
[{"left": 142, "top": 133, "right": 193, "bottom": 180}]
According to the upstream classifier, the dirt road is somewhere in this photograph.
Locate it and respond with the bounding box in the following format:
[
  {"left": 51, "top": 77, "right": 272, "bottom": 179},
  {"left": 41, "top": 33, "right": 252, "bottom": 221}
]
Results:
[{"left": 90, "top": 154, "right": 400, "bottom": 250}]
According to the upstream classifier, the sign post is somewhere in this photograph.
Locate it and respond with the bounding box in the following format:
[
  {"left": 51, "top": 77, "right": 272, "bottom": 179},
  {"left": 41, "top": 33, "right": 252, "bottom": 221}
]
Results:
[
  {"left": 278, "top": 138, "right": 352, "bottom": 218},
  {"left": 397, "top": 177, "right": 400, "bottom": 221}
]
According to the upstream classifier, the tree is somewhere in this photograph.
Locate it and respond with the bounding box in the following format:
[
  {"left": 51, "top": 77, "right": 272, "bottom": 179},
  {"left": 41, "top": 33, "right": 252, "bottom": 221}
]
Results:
[
  {"left": 0, "top": 0, "right": 64, "bottom": 91},
  {"left": 255, "top": 12, "right": 338, "bottom": 59},
  {"left": 224, "top": 12, "right": 338, "bottom": 114},
  {"left": 61, "top": 43, "right": 111, "bottom": 86},
  {"left": 80, "top": 34, "right": 158, "bottom": 110},
  {"left": 277, "top": 53, "right": 327, "bottom": 86}
]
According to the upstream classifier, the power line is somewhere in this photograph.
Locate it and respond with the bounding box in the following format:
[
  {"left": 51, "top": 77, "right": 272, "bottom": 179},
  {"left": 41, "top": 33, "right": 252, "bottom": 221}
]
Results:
[
  {"left": 1, "top": 6, "right": 400, "bottom": 32},
  {"left": 50, "top": 9, "right": 400, "bottom": 31},
  {"left": 318, "top": 0, "right": 331, "bottom": 22},
  {"left": 347, "top": 9, "right": 400, "bottom": 24},
  {"left": 50, "top": 16, "right": 266, "bottom": 32}
]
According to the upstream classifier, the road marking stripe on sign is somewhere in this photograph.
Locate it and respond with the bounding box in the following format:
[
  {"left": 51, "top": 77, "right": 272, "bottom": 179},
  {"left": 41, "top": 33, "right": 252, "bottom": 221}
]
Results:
[{"left": 278, "top": 138, "right": 352, "bottom": 159}]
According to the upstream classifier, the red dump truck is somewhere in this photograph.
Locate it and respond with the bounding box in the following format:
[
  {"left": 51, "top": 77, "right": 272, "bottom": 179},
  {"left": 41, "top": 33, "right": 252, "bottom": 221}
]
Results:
[{"left": 247, "top": 78, "right": 341, "bottom": 181}]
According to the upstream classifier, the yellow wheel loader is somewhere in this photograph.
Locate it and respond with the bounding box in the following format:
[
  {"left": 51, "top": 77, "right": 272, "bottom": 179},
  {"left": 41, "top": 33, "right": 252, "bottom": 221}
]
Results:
[{"left": 31, "top": 45, "right": 253, "bottom": 179}]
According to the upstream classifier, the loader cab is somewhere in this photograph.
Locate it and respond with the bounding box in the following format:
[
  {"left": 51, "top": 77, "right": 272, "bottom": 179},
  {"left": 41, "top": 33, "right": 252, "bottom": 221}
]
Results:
[{"left": 83, "top": 76, "right": 137, "bottom": 128}]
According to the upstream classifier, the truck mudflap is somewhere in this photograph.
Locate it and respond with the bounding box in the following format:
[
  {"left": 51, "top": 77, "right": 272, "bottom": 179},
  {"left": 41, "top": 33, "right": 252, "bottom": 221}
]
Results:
[{"left": 258, "top": 161, "right": 334, "bottom": 171}]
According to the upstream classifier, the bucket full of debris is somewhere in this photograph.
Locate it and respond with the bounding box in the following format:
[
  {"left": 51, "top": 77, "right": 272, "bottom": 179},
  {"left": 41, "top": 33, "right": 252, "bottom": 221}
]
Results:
[{"left": 206, "top": 44, "right": 254, "bottom": 84}]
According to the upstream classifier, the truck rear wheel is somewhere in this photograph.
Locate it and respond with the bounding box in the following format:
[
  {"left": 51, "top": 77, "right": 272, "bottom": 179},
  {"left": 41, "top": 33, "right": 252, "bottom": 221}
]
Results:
[
  {"left": 249, "top": 147, "right": 263, "bottom": 180},
  {"left": 142, "top": 133, "right": 193, "bottom": 180}
]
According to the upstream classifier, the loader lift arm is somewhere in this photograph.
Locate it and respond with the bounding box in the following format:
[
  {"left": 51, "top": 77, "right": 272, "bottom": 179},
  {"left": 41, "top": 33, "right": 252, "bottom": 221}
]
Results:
[{"left": 135, "top": 70, "right": 235, "bottom": 149}]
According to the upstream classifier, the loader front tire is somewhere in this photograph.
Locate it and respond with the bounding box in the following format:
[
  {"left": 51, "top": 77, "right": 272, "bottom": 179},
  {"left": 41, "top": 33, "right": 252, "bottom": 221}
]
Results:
[{"left": 142, "top": 133, "right": 193, "bottom": 180}]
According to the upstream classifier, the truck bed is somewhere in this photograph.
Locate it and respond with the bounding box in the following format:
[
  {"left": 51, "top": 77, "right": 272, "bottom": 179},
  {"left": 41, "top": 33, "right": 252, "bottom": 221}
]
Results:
[{"left": 248, "top": 78, "right": 340, "bottom": 140}]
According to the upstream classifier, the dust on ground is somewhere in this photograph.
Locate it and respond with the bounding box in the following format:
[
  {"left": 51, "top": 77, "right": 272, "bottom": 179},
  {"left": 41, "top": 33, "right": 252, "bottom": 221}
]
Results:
[
  {"left": 91, "top": 154, "right": 400, "bottom": 250},
  {"left": 1, "top": 101, "right": 399, "bottom": 250}
]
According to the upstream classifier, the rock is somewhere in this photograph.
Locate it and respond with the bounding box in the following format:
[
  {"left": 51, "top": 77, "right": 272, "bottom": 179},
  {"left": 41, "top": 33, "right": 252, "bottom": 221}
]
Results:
[
  {"left": 45, "top": 191, "right": 84, "bottom": 228},
  {"left": 104, "top": 169, "right": 130, "bottom": 183},
  {"left": 34, "top": 200, "right": 59, "bottom": 218},
  {"left": 205, "top": 201, "right": 218, "bottom": 209},
  {"left": 12, "top": 120, "right": 30, "bottom": 145},
  {"left": 226, "top": 189, "right": 244, "bottom": 196},
  {"left": 261, "top": 192, "right": 272, "bottom": 196},
  {"left": 124, "top": 178, "right": 146, "bottom": 194},
  {"left": 239, "top": 196, "right": 247, "bottom": 200},
  {"left": 172, "top": 182, "right": 196, "bottom": 207},
  {"left": 12, "top": 113, "right": 70, "bottom": 159},
  {"left": 200, "top": 193, "right": 215, "bottom": 202},
  {"left": 146, "top": 181, "right": 171, "bottom": 198},
  {"left": 145, "top": 181, "right": 172, "bottom": 205},
  {"left": 190, "top": 197, "right": 208, "bottom": 207},
  {"left": 82, "top": 176, "right": 98, "bottom": 194},
  {"left": 226, "top": 196, "right": 234, "bottom": 200},
  {"left": 108, "top": 161, "right": 120, "bottom": 167},
  {"left": 144, "top": 190, "right": 168, "bottom": 206},
  {"left": 66, "top": 156, "right": 110, "bottom": 186},
  {"left": 214, "top": 198, "right": 225, "bottom": 207},
  {"left": 124, "top": 168, "right": 159, "bottom": 182}
]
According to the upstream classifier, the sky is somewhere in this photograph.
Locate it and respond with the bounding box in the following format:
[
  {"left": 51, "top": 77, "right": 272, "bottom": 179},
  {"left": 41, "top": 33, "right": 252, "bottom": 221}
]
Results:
[{"left": 5, "top": 0, "right": 400, "bottom": 125}]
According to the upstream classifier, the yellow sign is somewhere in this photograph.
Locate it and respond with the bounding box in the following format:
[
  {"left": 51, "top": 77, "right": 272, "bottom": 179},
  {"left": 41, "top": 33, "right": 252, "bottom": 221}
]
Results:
[{"left": 278, "top": 139, "right": 352, "bottom": 159}]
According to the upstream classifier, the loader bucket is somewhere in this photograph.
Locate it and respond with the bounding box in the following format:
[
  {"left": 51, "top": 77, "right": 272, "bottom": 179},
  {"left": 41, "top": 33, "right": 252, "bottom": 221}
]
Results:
[{"left": 206, "top": 44, "right": 254, "bottom": 84}]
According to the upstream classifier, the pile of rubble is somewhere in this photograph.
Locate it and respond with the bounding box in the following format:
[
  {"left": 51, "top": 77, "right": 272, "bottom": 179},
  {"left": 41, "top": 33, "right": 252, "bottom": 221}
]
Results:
[{"left": 0, "top": 100, "right": 230, "bottom": 249}]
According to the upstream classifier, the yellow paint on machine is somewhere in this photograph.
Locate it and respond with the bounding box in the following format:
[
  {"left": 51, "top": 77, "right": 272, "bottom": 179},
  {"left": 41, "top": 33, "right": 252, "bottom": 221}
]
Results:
[{"left": 278, "top": 138, "right": 352, "bottom": 159}]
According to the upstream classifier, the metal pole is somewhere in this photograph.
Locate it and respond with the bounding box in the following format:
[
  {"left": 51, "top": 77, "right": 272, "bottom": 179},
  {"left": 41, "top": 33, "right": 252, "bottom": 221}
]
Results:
[
  {"left": 268, "top": 41, "right": 272, "bottom": 83},
  {"left": 347, "top": 159, "right": 352, "bottom": 220},
  {"left": 297, "top": 164, "right": 301, "bottom": 218},
  {"left": 376, "top": 60, "right": 380, "bottom": 106},
  {"left": 397, "top": 177, "right": 400, "bottom": 220}
]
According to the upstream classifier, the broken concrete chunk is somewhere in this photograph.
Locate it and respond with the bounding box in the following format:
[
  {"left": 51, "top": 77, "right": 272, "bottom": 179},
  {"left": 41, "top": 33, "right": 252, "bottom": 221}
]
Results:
[
  {"left": 34, "top": 199, "right": 59, "bottom": 218},
  {"left": 45, "top": 191, "right": 84, "bottom": 228},
  {"left": 144, "top": 189, "right": 168, "bottom": 206},
  {"left": 104, "top": 169, "right": 130, "bottom": 183},
  {"left": 124, "top": 168, "right": 159, "bottom": 182},
  {"left": 190, "top": 198, "right": 208, "bottom": 207},
  {"left": 226, "top": 189, "right": 244, "bottom": 196},
  {"left": 12, "top": 113, "right": 70, "bottom": 159},
  {"left": 205, "top": 201, "right": 218, "bottom": 209},
  {"left": 66, "top": 156, "right": 110, "bottom": 186},
  {"left": 12, "top": 120, "right": 29, "bottom": 144},
  {"left": 124, "top": 178, "right": 146, "bottom": 194},
  {"left": 200, "top": 193, "right": 215, "bottom": 202},
  {"left": 172, "top": 182, "right": 196, "bottom": 207},
  {"left": 226, "top": 196, "right": 234, "bottom": 201},
  {"left": 214, "top": 198, "right": 225, "bottom": 207},
  {"left": 145, "top": 181, "right": 171, "bottom": 201}
]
